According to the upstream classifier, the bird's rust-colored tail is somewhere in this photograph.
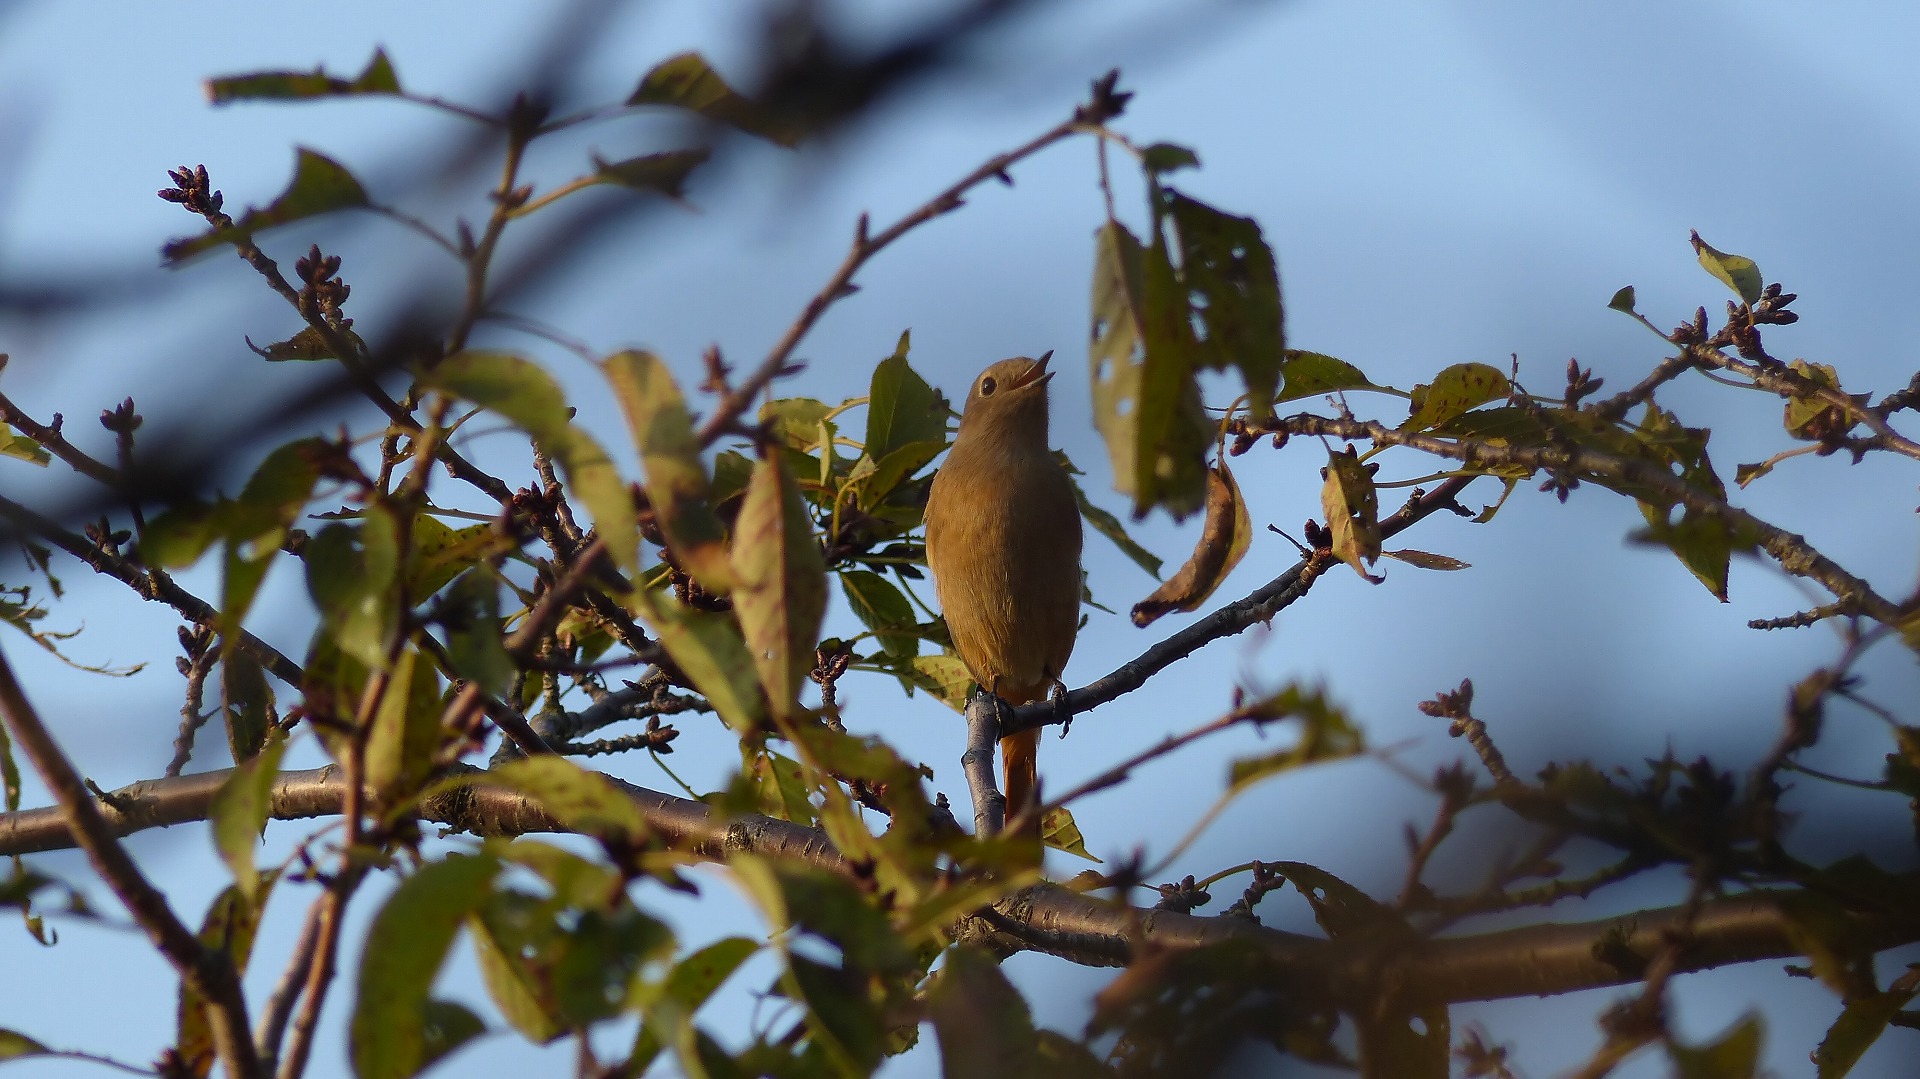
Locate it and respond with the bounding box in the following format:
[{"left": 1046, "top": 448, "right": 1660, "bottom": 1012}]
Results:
[{"left": 1000, "top": 727, "right": 1040, "bottom": 826}]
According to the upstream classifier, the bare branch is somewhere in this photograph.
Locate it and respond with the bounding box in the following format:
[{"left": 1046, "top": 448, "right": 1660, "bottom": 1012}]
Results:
[{"left": 0, "top": 650, "right": 262, "bottom": 1079}]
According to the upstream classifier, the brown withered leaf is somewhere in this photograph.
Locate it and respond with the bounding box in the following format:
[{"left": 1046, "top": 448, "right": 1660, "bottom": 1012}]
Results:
[{"left": 1131, "top": 463, "right": 1251, "bottom": 627}]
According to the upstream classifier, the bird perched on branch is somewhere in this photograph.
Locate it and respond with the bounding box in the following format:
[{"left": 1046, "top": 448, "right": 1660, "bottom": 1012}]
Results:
[{"left": 923, "top": 351, "right": 1083, "bottom": 826}]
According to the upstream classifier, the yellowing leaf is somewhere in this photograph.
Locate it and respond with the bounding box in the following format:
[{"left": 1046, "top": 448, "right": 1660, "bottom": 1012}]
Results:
[
  {"left": 1402, "top": 362, "right": 1510, "bottom": 433},
  {"left": 606, "top": 350, "right": 733, "bottom": 591},
  {"left": 730, "top": 454, "right": 827, "bottom": 719},
  {"left": 1320, "top": 448, "right": 1381, "bottom": 581},
  {"left": 1041, "top": 806, "right": 1099, "bottom": 861},
  {"left": 1691, "top": 230, "right": 1763, "bottom": 305}
]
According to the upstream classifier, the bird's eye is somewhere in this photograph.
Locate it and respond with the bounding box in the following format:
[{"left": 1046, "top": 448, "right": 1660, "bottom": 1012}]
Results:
[{"left": 978, "top": 376, "right": 997, "bottom": 396}]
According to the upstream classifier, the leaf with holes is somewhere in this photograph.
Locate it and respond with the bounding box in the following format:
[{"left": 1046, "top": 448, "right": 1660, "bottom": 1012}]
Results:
[
  {"left": 1088, "top": 221, "right": 1210, "bottom": 520},
  {"left": 1166, "top": 192, "right": 1285, "bottom": 419}
]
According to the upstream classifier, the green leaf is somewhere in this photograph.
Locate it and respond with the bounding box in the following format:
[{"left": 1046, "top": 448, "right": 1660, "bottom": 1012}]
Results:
[
  {"left": 1320, "top": 448, "right": 1382, "bottom": 580},
  {"left": 406, "top": 513, "right": 504, "bottom": 599},
  {"left": 1165, "top": 192, "right": 1285, "bottom": 420},
  {"left": 220, "top": 437, "right": 326, "bottom": 637},
  {"left": 627, "top": 937, "right": 760, "bottom": 1076},
  {"left": 0, "top": 1030, "right": 49, "bottom": 1062},
  {"left": 441, "top": 569, "right": 513, "bottom": 697},
  {"left": 164, "top": 148, "right": 370, "bottom": 263},
  {"left": 0, "top": 425, "right": 49, "bottom": 466},
  {"left": 351, "top": 854, "right": 501, "bottom": 1079},
  {"left": 627, "top": 51, "right": 803, "bottom": 146},
  {"left": 628, "top": 589, "right": 766, "bottom": 731},
  {"left": 1814, "top": 975, "right": 1919, "bottom": 1077},
  {"left": 209, "top": 729, "right": 289, "bottom": 903},
  {"left": 427, "top": 350, "right": 638, "bottom": 575},
  {"left": 1131, "top": 463, "right": 1250, "bottom": 627},
  {"left": 1226, "top": 684, "right": 1363, "bottom": 792},
  {"left": 865, "top": 332, "right": 946, "bottom": 461},
  {"left": 220, "top": 650, "right": 274, "bottom": 764},
  {"left": 840, "top": 570, "right": 916, "bottom": 658},
  {"left": 1139, "top": 142, "right": 1200, "bottom": 175},
  {"left": 477, "top": 756, "right": 650, "bottom": 842},
  {"left": 854, "top": 440, "right": 942, "bottom": 511},
  {"left": 363, "top": 647, "right": 446, "bottom": 802},
  {"left": 1401, "top": 362, "right": 1510, "bottom": 433},
  {"left": 929, "top": 947, "right": 1041, "bottom": 1077},
  {"left": 606, "top": 350, "right": 733, "bottom": 590},
  {"left": 305, "top": 509, "right": 401, "bottom": 670},
  {"left": 1041, "top": 806, "right": 1099, "bottom": 861},
  {"left": 466, "top": 900, "right": 565, "bottom": 1044},
  {"left": 1631, "top": 405, "right": 1753, "bottom": 601},
  {"left": 1608, "top": 284, "right": 1638, "bottom": 314},
  {"left": 586, "top": 149, "right": 710, "bottom": 200},
  {"left": 419, "top": 1001, "right": 485, "bottom": 1073},
  {"left": 1670, "top": 1011, "right": 1763, "bottom": 1079},
  {"left": 1088, "top": 221, "right": 1210, "bottom": 520},
  {"left": 730, "top": 454, "right": 827, "bottom": 719},
  {"left": 207, "top": 47, "right": 401, "bottom": 104},
  {"left": 905, "top": 654, "right": 973, "bottom": 711},
  {"left": 177, "top": 881, "right": 278, "bottom": 1079},
  {"left": 1277, "top": 350, "right": 1383, "bottom": 403},
  {"left": 1691, "top": 230, "right": 1763, "bottom": 305}
]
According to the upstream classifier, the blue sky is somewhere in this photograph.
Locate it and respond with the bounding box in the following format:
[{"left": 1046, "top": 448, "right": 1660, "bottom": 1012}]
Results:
[{"left": 3, "top": 1, "right": 1919, "bottom": 1075}]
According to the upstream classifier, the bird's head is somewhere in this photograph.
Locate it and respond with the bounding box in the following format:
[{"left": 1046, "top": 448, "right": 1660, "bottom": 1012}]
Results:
[{"left": 955, "top": 351, "right": 1055, "bottom": 448}]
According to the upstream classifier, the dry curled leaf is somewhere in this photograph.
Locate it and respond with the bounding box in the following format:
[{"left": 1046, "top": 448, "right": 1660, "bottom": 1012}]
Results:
[{"left": 1131, "top": 463, "right": 1251, "bottom": 627}]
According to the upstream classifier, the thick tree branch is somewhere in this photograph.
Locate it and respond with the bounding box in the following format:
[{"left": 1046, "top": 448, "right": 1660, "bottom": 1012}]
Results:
[{"left": 7, "top": 756, "right": 1910, "bottom": 1011}]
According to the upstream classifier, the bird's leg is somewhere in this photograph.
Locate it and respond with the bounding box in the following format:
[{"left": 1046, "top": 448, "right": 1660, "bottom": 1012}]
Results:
[
  {"left": 1048, "top": 676, "right": 1071, "bottom": 737},
  {"left": 985, "top": 674, "right": 1013, "bottom": 739}
]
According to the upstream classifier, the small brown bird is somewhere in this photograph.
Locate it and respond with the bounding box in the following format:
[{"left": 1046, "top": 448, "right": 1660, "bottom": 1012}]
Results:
[{"left": 923, "top": 352, "right": 1083, "bottom": 823}]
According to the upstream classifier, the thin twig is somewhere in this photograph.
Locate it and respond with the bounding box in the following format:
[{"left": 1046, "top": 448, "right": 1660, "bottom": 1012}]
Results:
[
  {"left": 0, "top": 649, "right": 262, "bottom": 1079},
  {"left": 695, "top": 114, "right": 1092, "bottom": 447}
]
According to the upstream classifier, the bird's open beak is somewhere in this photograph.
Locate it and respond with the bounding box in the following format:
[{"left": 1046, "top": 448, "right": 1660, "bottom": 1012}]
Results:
[{"left": 1015, "top": 350, "right": 1055, "bottom": 389}]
